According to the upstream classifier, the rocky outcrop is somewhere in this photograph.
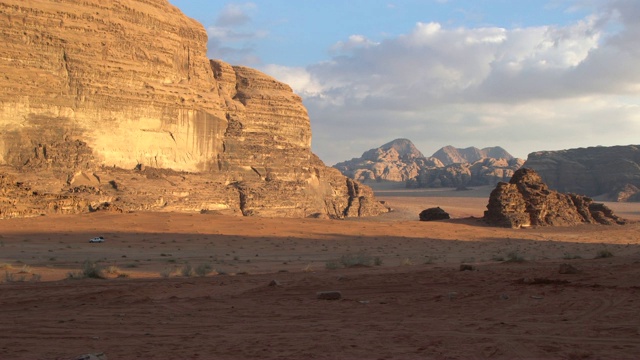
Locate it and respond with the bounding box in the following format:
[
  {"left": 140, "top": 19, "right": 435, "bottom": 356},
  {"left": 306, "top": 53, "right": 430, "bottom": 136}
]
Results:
[
  {"left": 432, "top": 146, "right": 514, "bottom": 166},
  {"left": 419, "top": 207, "right": 450, "bottom": 221},
  {"left": 524, "top": 145, "right": 640, "bottom": 201},
  {"left": 333, "top": 139, "right": 442, "bottom": 182},
  {"left": 483, "top": 168, "right": 626, "bottom": 228},
  {"left": 0, "top": 0, "right": 386, "bottom": 219},
  {"left": 407, "top": 158, "right": 524, "bottom": 188},
  {"left": 334, "top": 140, "right": 522, "bottom": 187}
]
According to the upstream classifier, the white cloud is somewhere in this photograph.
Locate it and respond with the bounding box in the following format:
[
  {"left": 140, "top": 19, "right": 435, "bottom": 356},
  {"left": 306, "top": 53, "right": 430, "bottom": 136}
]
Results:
[
  {"left": 331, "top": 35, "right": 380, "bottom": 53},
  {"left": 285, "top": 2, "right": 640, "bottom": 164},
  {"left": 207, "top": 2, "right": 265, "bottom": 65},
  {"left": 215, "top": 3, "right": 256, "bottom": 27},
  {"left": 261, "top": 65, "right": 325, "bottom": 97}
]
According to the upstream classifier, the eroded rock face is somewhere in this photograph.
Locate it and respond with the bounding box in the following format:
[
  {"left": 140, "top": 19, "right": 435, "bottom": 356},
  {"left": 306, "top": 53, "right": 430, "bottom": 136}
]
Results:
[
  {"left": 333, "top": 139, "right": 437, "bottom": 182},
  {"left": 0, "top": 0, "right": 226, "bottom": 172},
  {"left": 407, "top": 158, "right": 524, "bottom": 188},
  {"left": 432, "top": 146, "right": 514, "bottom": 166},
  {"left": 524, "top": 145, "right": 640, "bottom": 201},
  {"left": 0, "top": 0, "right": 387, "bottom": 219},
  {"left": 334, "top": 140, "right": 523, "bottom": 187},
  {"left": 483, "top": 168, "right": 626, "bottom": 228}
]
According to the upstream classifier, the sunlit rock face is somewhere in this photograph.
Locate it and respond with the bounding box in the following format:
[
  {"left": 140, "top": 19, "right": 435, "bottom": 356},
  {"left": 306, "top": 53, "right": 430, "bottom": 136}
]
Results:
[
  {"left": 334, "top": 140, "right": 523, "bottom": 188},
  {"left": 0, "top": 0, "right": 387, "bottom": 219},
  {"left": 524, "top": 145, "right": 640, "bottom": 202},
  {"left": 484, "top": 168, "right": 626, "bottom": 228}
]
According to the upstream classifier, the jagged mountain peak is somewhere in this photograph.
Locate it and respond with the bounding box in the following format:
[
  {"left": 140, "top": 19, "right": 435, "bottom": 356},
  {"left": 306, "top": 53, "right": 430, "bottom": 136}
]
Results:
[
  {"left": 361, "top": 138, "right": 424, "bottom": 161},
  {"left": 432, "top": 145, "right": 514, "bottom": 165}
]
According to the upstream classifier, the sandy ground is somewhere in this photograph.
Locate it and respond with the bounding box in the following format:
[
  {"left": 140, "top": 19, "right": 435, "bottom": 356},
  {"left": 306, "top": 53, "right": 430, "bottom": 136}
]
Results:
[{"left": 1, "top": 186, "right": 639, "bottom": 359}]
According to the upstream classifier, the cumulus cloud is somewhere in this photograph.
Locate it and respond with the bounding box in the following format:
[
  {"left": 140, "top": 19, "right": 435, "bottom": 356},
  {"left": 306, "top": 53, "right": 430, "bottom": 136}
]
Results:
[
  {"left": 207, "top": 2, "right": 266, "bottom": 65},
  {"left": 261, "top": 64, "right": 325, "bottom": 97},
  {"left": 272, "top": 0, "right": 640, "bottom": 165},
  {"left": 215, "top": 3, "right": 256, "bottom": 27},
  {"left": 331, "top": 35, "right": 380, "bottom": 53}
]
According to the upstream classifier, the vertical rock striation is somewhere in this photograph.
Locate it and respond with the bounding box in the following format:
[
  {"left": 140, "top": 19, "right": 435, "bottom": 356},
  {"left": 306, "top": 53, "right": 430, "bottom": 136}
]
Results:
[{"left": 0, "top": 0, "right": 387, "bottom": 219}]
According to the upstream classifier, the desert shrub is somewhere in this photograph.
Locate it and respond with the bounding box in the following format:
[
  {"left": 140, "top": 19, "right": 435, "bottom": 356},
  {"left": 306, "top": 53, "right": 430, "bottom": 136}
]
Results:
[
  {"left": 17, "top": 264, "right": 32, "bottom": 274},
  {"left": 5, "top": 271, "right": 40, "bottom": 283},
  {"left": 302, "top": 263, "right": 313, "bottom": 272},
  {"left": 325, "top": 260, "right": 340, "bottom": 270},
  {"left": 505, "top": 252, "right": 525, "bottom": 263},
  {"left": 180, "top": 263, "right": 194, "bottom": 277},
  {"left": 374, "top": 257, "right": 383, "bottom": 266},
  {"left": 104, "top": 266, "right": 121, "bottom": 275},
  {"left": 5, "top": 271, "right": 23, "bottom": 282},
  {"left": 339, "top": 252, "right": 372, "bottom": 268},
  {"left": 195, "top": 263, "right": 214, "bottom": 277},
  {"left": 595, "top": 249, "right": 613, "bottom": 259},
  {"left": 160, "top": 267, "right": 174, "bottom": 278},
  {"left": 401, "top": 258, "right": 413, "bottom": 266},
  {"left": 81, "top": 260, "right": 105, "bottom": 279},
  {"left": 424, "top": 256, "right": 436, "bottom": 264}
]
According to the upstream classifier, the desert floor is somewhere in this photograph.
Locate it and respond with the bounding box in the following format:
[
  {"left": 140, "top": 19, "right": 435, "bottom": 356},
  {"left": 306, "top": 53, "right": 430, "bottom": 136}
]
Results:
[{"left": 1, "top": 185, "right": 639, "bottom": 359}]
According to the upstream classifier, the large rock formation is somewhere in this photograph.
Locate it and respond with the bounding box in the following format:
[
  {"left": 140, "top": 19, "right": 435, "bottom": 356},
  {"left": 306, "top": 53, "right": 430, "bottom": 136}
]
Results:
[
  {"left": 524, "top": 145, "right": 640, "bottom": 202},
  {"left": 432, "top": 146, "right": 514, "bottom": 166},
  {"left": 407, "top": 158, "right": 524, "bottom": 188},
  {"left": 484, "top": 168, "right": 626, "bottom": 228},
  {"left": 0, "top": 0, "right": 387, "bottom": 219},
  {"left": 333, "top": 139, "right": 443, "bottom": 182},
  {"left": 334, "top": 140, "right": 522, "bottom": 187}
]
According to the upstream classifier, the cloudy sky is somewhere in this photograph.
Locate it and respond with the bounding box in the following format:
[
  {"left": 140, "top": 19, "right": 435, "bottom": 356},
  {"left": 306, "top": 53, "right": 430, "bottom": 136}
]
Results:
[{"left": 168, "top": 0, "right": 640, "bottom": 165}]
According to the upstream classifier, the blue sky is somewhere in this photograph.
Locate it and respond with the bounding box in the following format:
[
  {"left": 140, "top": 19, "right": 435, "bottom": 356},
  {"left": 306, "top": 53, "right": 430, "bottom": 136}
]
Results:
[{"left": 169, "top": 0, "right": 640, "bottom": 165}]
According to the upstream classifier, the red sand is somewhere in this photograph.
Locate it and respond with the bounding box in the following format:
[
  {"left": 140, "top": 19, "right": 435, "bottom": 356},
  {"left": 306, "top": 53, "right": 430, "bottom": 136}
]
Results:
[{"left": 1, "top": 188, "right": 639, "bottom": 359}]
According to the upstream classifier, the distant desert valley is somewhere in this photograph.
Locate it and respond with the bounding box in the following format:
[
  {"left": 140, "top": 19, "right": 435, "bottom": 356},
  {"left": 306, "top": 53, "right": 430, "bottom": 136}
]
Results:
[{"left": 1, "top": 1, "right": 640, "bottom": 359}]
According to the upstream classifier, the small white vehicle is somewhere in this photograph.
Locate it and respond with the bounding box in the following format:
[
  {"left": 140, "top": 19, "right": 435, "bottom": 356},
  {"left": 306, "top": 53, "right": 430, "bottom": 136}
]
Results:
[{"left": 89, "top": 236, "right": 105, "bottom": 243}]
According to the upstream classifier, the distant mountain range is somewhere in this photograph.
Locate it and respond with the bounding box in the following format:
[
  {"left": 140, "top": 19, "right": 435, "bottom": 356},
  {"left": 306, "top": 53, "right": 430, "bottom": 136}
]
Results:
[
  {"left": 334, "top": 139, "right": 640, "bottom": 202},
  {"left": 432, "top": 145, "right": 514, "bottom": 165},
  {"left": 333, "top": 139, "right": 524, "bottom": 188}
]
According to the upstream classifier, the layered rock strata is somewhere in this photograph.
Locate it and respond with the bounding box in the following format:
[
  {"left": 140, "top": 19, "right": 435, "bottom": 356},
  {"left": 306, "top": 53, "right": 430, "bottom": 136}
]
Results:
[
  {"left": 0, "top": 0, "right": 386, "bottom": 219},
  {"left": 524, "top": 145, "right": 640, "bottom": 201},
  {"left": 484, "top": 168, "right": 626, "bottom": 228}
]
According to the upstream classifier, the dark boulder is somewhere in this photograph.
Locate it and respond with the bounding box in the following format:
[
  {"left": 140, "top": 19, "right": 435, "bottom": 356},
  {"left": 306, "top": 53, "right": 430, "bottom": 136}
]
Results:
[{"left": 419, "top": 207, "right": 450, "bottom": 221}]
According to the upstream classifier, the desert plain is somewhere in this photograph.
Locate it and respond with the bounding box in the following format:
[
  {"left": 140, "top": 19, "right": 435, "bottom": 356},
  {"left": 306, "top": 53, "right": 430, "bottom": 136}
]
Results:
[{"left": 1, "top": 185, "right": 639, "bottom": 360}]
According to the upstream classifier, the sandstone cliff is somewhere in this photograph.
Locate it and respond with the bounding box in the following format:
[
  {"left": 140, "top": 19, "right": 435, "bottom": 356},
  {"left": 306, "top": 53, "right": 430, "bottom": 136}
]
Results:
[
  {"left": 0, "top": 0, "right": 386, "bottom": 219},
  {"left": 524, "top": 145, "right": 640, "bottom": 202},
  {"left": 484, "top": 168, "right": 626, "bottom": 228}
]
